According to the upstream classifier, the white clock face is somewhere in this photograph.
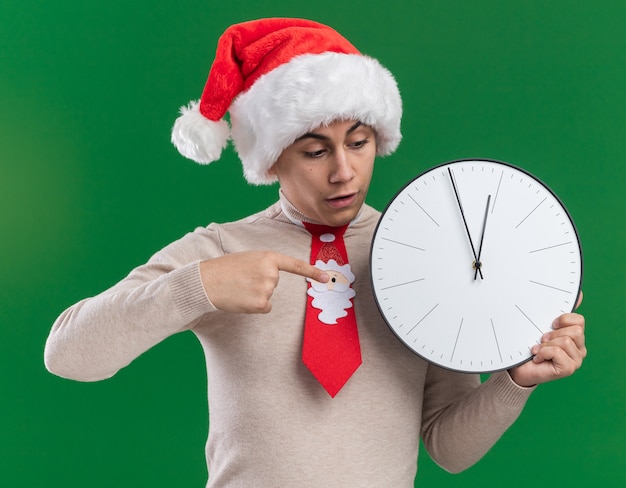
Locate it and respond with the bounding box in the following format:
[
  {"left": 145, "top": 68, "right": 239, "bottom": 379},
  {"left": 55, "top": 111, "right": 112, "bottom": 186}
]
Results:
[{"left": 370, "top": 159, "right": 583, "bottom": 373}]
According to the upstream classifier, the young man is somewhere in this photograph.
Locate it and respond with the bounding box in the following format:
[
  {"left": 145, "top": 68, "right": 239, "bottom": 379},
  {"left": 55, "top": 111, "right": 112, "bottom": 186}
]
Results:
[{"left": 45, "top": 18, "right": 586, "bottom": 487}]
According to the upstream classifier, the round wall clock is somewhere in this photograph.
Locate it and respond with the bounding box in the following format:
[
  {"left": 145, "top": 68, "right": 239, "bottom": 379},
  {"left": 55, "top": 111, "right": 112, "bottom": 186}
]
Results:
[{"left": 370, "top": 159, "right": 583, "bottom": 373}]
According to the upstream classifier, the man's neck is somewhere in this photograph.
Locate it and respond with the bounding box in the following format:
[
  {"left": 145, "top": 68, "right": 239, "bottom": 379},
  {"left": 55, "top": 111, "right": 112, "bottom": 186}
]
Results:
[{"left": 278, "top": 189, "right": 363, "bottom": 227}]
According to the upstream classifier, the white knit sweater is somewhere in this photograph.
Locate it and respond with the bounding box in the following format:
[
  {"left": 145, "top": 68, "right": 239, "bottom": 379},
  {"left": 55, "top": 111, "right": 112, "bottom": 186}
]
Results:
[{"left": 45, "top": 194, "right": 533, "bottom": 487}]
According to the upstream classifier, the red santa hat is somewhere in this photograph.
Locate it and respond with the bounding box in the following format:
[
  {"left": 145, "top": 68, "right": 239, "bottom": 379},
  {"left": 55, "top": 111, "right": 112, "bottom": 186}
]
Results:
[
  {"left": 171, "top": 18, "right": 402, "bottom": 185},
  {"left": 317, "top": 241, "right": 345, "bottom": 266}
]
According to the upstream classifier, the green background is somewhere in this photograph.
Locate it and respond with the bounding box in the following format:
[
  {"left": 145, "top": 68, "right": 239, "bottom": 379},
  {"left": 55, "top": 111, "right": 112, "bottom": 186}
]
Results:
[{"left": 2, "top": 0, "right": 624, "bottom": 486}]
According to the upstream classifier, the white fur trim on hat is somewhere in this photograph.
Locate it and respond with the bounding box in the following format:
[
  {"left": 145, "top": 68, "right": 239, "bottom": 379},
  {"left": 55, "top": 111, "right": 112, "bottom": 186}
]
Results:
[
  {"left": 229, "top": 52, "right": 402, "bottom": 185},
  {"left": 171, "top": 101, "right": 230, "bottom": 164}
]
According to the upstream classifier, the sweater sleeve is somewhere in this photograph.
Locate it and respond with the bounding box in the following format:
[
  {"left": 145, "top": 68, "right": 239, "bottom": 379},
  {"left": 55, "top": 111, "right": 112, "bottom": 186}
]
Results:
[
  {"left": 44, "top": 226, "right": 222, "bottom": 382},
  {"left": 420, "top": 367, "right": 534, "bottom": 473}
]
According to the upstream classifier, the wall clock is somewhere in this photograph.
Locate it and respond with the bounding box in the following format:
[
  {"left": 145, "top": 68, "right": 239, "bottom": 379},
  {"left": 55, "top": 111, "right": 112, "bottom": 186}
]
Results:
[{"left": 370, "top": 159, "right": 583, "bottom": 373}]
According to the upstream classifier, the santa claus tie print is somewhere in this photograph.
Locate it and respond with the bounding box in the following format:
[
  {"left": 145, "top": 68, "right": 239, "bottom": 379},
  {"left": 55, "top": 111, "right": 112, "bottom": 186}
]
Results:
[{"left": 306, "top": 232, "right": 356, "bottom": 324}]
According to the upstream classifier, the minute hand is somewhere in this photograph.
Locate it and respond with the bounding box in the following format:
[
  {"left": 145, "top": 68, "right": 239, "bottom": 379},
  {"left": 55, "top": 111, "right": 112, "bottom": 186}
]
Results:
[{"left": 447, "top": 167, "right": 484, "bottom": 279}]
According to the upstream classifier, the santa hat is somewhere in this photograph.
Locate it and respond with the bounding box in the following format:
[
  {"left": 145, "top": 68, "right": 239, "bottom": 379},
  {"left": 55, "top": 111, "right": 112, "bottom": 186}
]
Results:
[
  {"left": 171, "top": 18, "right": 402, "bottom": 185},
  {"left": 316, "top": 233, "right": 345, "bottom": 265}
]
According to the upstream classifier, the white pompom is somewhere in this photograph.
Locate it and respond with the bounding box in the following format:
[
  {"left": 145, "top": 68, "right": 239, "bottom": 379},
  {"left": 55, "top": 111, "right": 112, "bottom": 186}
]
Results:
[{"left": 171, "top": 100, "right": 230, "bottom": 164}]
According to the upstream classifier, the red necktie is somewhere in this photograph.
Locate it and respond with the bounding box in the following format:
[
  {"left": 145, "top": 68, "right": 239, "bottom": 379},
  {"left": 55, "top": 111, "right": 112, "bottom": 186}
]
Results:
[{"left": 302, "top": 222, "right": 362, "bottom": 397}]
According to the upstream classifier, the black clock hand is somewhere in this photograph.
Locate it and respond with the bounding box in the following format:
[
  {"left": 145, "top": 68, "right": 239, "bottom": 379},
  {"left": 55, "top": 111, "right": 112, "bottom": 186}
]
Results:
[
  {"left": 474, "top": 194, "right": 491, "bottom": 280},
  {"left": 447, "top": 167, "right": 484, "bottom": 279}
]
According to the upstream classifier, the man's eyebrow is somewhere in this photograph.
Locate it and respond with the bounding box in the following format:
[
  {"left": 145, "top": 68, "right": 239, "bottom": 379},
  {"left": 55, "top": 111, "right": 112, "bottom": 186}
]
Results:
[
  {"left": 346, "top": 121, "right": 363, "bottom": 134},
  {"left": 295, "top": 121, "right": 364, "bottom": 142}
]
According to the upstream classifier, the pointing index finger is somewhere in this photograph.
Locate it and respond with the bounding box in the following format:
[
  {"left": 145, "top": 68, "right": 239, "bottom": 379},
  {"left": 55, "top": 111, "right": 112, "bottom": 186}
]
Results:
[{"left": 276, "top": 253, "right": 329, "bottom": 283}]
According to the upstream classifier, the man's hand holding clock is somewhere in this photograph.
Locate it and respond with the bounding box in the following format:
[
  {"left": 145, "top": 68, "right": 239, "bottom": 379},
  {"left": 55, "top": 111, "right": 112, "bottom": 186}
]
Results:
[{"left": 508, "top": 292, "right": 586, "bottom": 387}]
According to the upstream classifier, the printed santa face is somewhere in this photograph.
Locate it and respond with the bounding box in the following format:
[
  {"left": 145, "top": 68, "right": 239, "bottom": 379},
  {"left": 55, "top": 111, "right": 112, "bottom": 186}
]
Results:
[{"left": 307, "top": 259, "right": 356, "bottom": 325}]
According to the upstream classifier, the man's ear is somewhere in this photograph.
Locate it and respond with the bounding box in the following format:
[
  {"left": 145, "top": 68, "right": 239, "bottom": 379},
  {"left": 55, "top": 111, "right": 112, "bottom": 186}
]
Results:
[{"left": 267, "top": 164, "right": 277, "bottom": 177}]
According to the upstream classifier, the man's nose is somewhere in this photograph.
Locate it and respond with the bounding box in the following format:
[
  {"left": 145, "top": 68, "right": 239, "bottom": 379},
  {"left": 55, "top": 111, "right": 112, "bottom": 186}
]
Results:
[{"left": 329, "top": 149, "right": 355, "bottom": 183}]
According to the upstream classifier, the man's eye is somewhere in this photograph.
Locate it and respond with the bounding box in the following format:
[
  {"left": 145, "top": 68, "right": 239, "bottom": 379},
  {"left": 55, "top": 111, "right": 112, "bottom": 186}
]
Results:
[
  {"left": 349, "top": 139, "right": 369, "bottom": 149},
  {"left": 304, "top": 149, "right": 326, "bottom": 158}
]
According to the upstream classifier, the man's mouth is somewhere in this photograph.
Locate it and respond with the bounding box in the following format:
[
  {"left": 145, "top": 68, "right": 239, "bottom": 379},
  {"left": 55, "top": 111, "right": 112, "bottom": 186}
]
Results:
[{"left": 326, "top": 193, "right": 358, "bottom": 209}]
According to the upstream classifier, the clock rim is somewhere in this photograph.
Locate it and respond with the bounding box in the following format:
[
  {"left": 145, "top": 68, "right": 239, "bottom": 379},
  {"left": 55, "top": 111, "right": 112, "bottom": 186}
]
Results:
[{"left": 369, "top": 158, "right": 584, "bottom": 374}]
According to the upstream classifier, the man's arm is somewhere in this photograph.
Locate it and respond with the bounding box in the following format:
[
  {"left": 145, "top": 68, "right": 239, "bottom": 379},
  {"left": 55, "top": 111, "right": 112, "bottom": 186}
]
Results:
[
  {"left": 420, "top": 368, "right": 533, "bottom": 473},
  {"left": 45, "top": 228, "right": 327, "bottom": 382},
  {"left": 44, "top": 229, "right": 219, "bottom": 381}
]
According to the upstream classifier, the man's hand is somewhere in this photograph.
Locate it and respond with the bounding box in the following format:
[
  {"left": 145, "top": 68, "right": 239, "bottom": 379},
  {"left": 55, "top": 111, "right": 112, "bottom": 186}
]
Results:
[
  {"left": 509, "top": 292, "right": 586, "bottom": 387},
  {"left": 199, "top": 251, "right": 329, "bottom": 314}
]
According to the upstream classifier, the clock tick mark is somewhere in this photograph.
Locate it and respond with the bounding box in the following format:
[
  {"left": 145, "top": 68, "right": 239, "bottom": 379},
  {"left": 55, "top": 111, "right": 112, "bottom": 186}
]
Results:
[
  {"left": 381, "top": 237, "right": 425, "bottom": 251},
  {"left": 491, "top": 319, "right": 503, "bottom": 362},
  {"left": 529, "top": 241, "right": 572, "bottom": 253},
  {"left": 450, "top": 318, "right": 464, "bottom": 362},
  {"left": 407, "top": 303, "right": 439, "bottom": 335},
  {"left": 516, "top": 197, "right": 547, "bottom": 229},
  {"left": 408, "top": 194, "right": 440, "bottom": 227},
  {"left": 380, "top": 278, "right": 426, "bottom": 291},
  {"left": 515, "top": 304, "right": 544, "bottom": 333},
  {"left": 491, "top": 171, "right": 504, "bottom": 214},
  {"left": 529, "top": 280, "right": 571, "bottom": 294}
]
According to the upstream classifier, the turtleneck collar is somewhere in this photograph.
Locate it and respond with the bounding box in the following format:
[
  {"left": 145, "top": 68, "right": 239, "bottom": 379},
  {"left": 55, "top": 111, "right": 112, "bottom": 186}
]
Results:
[{"left": 278, "top": 189, "right": 363, "bottom": 228}]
